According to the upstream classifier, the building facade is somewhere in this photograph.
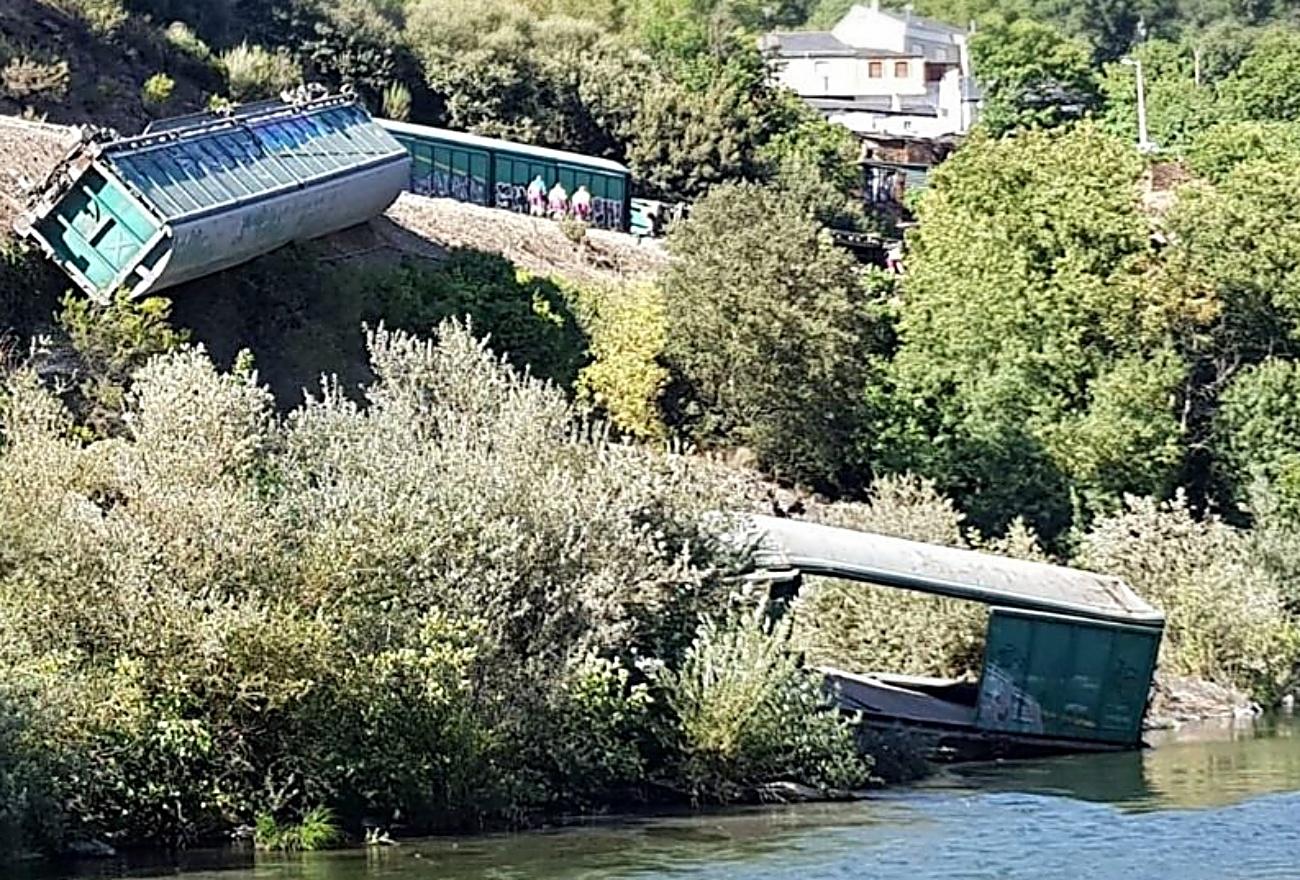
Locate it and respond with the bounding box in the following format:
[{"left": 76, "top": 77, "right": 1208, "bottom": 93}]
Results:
[{"left": 761, "top": 1, "right": 978, "bottom": 139}]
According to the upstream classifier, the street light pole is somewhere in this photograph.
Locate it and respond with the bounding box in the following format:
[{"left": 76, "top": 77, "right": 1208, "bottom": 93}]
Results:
[{"left": 1121, "top": 57, "right": 1153, "bottom": 153}]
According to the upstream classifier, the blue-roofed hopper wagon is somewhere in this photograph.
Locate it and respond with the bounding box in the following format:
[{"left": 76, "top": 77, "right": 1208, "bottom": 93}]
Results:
[{"left": 14, "top": 92, "right": 410, "bottom": 302}]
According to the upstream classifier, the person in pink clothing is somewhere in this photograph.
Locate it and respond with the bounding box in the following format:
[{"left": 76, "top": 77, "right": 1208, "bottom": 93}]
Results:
[
  {"left": 547, "top": 181, "right": 569, "bottom": 218},
  {"left": 571, "top": 184, "right": 592, "bottom": 221}
]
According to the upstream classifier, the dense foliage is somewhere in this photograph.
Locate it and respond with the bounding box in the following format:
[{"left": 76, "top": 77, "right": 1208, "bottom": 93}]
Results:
[
  {"left": 0, "top": 323, "right": 867, "bottom": 856},
  {"left": 0, "top": 0, "right": 856, "bottom": 203},
  {"left": 876, "top": 125, "right": 1183, "bottom": 535},
  {"left": 662, "top": 183, "right": 877, "bottom": 489},
  {"left": 12, "top": 0, "right": 1300, "bottom": 858}
]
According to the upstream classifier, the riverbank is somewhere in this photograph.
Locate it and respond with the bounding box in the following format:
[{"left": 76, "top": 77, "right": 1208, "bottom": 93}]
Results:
[
  {"left": 1147, "top": 674, "right": 1262, "bottom": 730},
  {"left": 21, "top": 716, "right": 1300, "bottom": 880}
]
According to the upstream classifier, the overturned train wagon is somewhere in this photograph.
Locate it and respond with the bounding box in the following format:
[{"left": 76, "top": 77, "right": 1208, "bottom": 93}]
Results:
[
  {"left": 16, "top": 94, "right": 410, "bottom": 301},
  {"left": 378, "top": 119, "right": 632, "bottom": 232},
  {"left": 738, "top": 514, "right": 1166, "bottom": 758}
]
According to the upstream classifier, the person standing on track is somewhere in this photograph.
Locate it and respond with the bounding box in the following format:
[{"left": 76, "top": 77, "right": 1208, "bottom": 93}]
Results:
[
  {"left": 571, "top": 184, "right": 592, "bottom": 222},
  {"left": 527, "top": 174, "right": 547, "bottom": 217},
  {"left": 547, "top": 181, "right": 569, "bottom": 219}
]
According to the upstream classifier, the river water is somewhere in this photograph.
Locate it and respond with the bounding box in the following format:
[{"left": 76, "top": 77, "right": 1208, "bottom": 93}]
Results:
[{"left": 31, "top": 716, "right": 1300, "bottom": 880}]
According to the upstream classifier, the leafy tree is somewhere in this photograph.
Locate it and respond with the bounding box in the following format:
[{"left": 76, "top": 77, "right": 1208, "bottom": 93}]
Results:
[
  {"left": 1052, "top": 0, "right": 1180, "bottom": 62},
  {"left": 1100, "top": 39, "right": 1220, "bottom": 152},
  {"left": 299, "top": 0, "right": 404, "bottom": 105},
  {"left": 628, "top": 0, "right": 815, "bottom": 61},
  {"left": 406, "top": 0, "right": 633, "bottom": 157},
  {"left": 1187, "top": 20, "right": 1268, "bottom": 81},
  {"left": 1043, "top": 348, "right": 1187, "bottom": 513},
  {"left": 1217, "top": 359, "right": 1300, "bottom": 516},
  {"left": 1159, "top": 160, "right": 1300, "bottom": 368},
  {"left": 759, "top": 94, "right": 865, "bottom": 228},
  {"left": 1145, "top": 158, "right": 1300, "bottom": 506},
  {"left": 1177, "top": 0, "right": 1291, "bottom": 26},
  {"left": 1185, "top": 119, "right": 1300, "bottom": 182},
  {"left": 662, "top": 183, "right": 874, "bottom": 488},
  {"left": 1219, "top": 26, "right": 1300, "bottom": 121},
  {"left": 971, "top": 17, "right": 1102, "bottom": 136},
  {"left": 881, "top": 125, "right": 1184, "bottom": 536},
  {"left": 627, "top": 51, "right": 784, "bottom": 199}
]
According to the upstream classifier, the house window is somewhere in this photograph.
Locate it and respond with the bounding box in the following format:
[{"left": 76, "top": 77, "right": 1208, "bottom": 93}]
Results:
[
  {"left": 814, "top": 60, "right": 830, "bottom": 92},
  {"left": 894, "top": 61, "right": 910, "bottom": 78},
  {"left": 868, "top": 60, "right": 883, "bottom": 78}
]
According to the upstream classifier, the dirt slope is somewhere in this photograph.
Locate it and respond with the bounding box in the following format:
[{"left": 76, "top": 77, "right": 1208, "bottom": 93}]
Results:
[
  {"left": 0, "top": 114, "right": 70, "bottom": 231},
  {"left": 0, "top": 0, "right": 214, "bottom": 132},
  {"left": 385, "top": 194, "right": 667, "bottom": 287}
]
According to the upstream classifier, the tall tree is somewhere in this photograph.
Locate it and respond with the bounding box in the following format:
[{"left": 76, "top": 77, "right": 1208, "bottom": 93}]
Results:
[
  {"left": 1219, "top": 26, "right": 1300, "bottom": 122},
  {"left": 971, "top": 17, "right": 1102, "bottom": 136},
  {"left": 879, "top": 125, "right": 1187, "bottom": 536},
  {"left": 662, "top": 183, "right": 875, "bottom": 488},
  {"left": 1099, "top": 39, "right": 1219, "bottom": 152}
]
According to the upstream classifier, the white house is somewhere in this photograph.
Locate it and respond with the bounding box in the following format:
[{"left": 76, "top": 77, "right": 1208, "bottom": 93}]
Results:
[{"left": 760, "top": 1, "right": 979, "bottom": 139}]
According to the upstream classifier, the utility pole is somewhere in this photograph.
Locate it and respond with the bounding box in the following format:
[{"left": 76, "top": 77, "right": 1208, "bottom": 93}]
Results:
[{"left": 1121, "top": 57, "right": 1154, "bottom": 153}]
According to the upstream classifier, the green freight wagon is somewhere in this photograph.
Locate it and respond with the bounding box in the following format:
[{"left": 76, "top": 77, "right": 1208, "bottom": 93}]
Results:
[
  {"left": 737, "top": 514, "right": 1166, "bottom": 758},
  {"left": 378, "top": 119, "right": 632, "bottom": 232},
  {"left": 16, "top": 93, "right": 409, "bottom": 302}
]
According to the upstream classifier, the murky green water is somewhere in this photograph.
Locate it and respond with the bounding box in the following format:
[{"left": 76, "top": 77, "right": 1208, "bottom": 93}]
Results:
[{"left": 31, "top": 716, "right": 1300, "bottom": 880}]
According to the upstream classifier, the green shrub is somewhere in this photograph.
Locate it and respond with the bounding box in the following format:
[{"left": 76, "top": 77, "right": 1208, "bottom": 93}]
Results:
[
  {"left": 654, "top": 615, "right": 871, "bottom": 801},
  {"left": 163, "top": 21, "right": 213, "bottom": 63},
  {"left": 220, "top": 42, "right": 301, "bottom": 102},
  {"left": 572, "top": 282, "right": 669, "bottom": 439},
  {"left": 55, "top": 0, "right": 128, "bottom": 36},
  {"left": 662, "top": 183, "right": 873, "bottom": 489},
  {"left": 141, "top": 72, "right": 175, "bottom": 108},
  {"left": 382, "top": 81, "right": 411, "bottom": 121},
  {"left": 509, "top": 653, "right": 653, "bottom": 809},
  {"left": 254, "top": 807, "right": 342, "bottom": 851},
  {"left": 0, "top": 321, "right": 742, "bottom": 846},
  {"left": 362, "top": 251, "right": 587, "bottom": 388},
  {"left": 1, "top": 57, "right": 70, "bottom": 101},
  {"left": 793, "top": 475, "right": 989, "bottom": 679},
  {"left": 1217, "top": 358, "right": 1300, "bottom": 517},
  {"left": 1077, "top": 495, "right": 1300, "bottom": 703},
  {"left": 0, "top": 686, "right": 62, "bottom": 860},
  {"left": 56, "top": 292, "right": 189, "bottom": 435}
]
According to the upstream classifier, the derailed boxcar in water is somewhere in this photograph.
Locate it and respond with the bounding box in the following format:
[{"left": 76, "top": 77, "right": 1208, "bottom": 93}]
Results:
[
  {"left": 378, "top": 119, "right": 632, "bottom": 232},
  {"left": 16, "top": 93, "right": 409, "bottom": 301},
  {"left": 736, "top": 514, "right": 1165, "bottom": 759}
]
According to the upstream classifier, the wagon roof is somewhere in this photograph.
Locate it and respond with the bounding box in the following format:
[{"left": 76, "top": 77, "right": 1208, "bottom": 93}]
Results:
[
  {"left": 738, "top": 514, "right": 1165, "bottom": 628},
  {"left": 99, "top": 95, "right": 407, "bottom": 223},
  {"left": 378, "top": 119, "right": 630, "bottom": 176}
]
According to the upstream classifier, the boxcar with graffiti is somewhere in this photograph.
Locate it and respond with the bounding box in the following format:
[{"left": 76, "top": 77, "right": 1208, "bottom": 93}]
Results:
[{"left": 377, "top": 119, "right": 632, "bottom": 232}]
